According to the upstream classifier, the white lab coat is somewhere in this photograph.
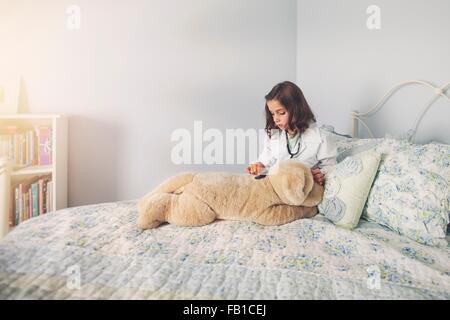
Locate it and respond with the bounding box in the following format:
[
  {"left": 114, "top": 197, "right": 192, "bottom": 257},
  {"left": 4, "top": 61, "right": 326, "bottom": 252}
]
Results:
[{"left": 257, "top": 122, "right": 337, "bottom": 174}]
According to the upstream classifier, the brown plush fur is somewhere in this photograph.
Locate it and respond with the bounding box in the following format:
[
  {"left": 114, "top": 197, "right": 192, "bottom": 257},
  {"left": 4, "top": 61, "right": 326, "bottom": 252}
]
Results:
[{"left": 137, "top": 159, "right": 324, "bottom": 229}]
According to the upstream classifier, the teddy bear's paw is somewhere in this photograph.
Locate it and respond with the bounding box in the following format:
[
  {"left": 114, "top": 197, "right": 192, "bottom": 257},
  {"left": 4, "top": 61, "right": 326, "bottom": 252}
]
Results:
[
  {"left": 137, "top": 218, "right": 162, "bottom": 230},
  {"left": 137, "top": 211, "right": 163, "bottom": 229}
]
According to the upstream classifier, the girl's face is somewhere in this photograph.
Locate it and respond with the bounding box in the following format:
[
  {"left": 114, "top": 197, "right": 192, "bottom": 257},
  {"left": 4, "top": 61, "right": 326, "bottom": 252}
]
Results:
[{"left": 267, "top": 99, "right": 289, "bottom": 130}]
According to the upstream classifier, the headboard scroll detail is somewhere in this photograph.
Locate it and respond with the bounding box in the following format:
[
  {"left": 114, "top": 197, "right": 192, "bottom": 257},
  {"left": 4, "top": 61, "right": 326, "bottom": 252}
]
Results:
[{"left": 351, "top": 80, "right": 450, "bottom": 142}]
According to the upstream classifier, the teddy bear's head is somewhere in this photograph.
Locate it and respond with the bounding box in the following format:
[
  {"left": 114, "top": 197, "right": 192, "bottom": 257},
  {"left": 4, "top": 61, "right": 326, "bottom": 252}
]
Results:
[{"left": 268, "top": 160, "right": 314, "bottom": 206}]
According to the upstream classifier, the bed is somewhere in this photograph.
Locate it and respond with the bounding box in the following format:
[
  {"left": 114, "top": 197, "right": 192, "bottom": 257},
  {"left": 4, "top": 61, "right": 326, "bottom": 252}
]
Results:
[
  {"left": 0, "top": 80, "right": 449, "bottom": 300},
  {"left": 0, "top": 199, "right": 449, "bottom": 299}
]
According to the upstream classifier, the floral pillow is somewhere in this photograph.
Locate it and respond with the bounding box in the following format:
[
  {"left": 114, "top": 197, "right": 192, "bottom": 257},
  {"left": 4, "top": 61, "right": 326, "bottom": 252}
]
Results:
[
  {"left": 363, "top": 139, "right": 450, "bottom": 247},
  {"left": 318, "top": 150, "right": 381, "bottom": 229}
]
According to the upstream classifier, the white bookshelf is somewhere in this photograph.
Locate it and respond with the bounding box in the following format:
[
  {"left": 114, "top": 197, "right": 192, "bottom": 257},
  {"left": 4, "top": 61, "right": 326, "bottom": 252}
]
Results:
[{"left": 0, "top": 114, "right": 68, "bottom": 238}]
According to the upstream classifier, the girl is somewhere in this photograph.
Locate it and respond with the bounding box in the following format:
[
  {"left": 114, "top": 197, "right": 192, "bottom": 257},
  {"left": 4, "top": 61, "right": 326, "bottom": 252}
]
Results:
[{"left": 246, "top": 81, "right": 337, "bottom": 185}]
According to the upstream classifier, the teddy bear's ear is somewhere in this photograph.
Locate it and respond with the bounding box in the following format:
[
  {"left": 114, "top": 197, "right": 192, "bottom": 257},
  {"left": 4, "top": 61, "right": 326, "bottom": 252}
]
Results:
[{"left": 268, "top": 160, "right": 314, "bottom": 205}]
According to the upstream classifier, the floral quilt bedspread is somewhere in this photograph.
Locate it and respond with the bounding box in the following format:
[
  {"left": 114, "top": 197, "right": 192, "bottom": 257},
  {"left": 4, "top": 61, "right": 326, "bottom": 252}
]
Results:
[{"left": 0, "top": 200, "right": 449, "bottom": 299}]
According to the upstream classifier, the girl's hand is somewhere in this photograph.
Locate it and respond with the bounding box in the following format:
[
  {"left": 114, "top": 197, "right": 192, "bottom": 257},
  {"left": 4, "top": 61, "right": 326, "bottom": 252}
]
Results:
[
  {"left": 246, "top": 162, "right": 265, "bottom": 175},
  {"left": 311, "top": 168, "right": 325, "bottom": 186}
]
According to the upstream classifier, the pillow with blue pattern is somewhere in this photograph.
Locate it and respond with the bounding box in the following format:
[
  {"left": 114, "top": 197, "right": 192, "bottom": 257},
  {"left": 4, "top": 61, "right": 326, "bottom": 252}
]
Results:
[
  {"left": 363, "top": 139, "right": 450, "bottom": 247},
  {"left": 318, "top": 150, "right": 381, "bottom": 229}
]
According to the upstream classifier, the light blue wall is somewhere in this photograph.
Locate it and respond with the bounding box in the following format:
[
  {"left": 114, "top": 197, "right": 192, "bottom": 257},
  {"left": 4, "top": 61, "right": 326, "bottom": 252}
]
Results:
[
  {"left": 297, "top": 0, "right": 450, "bottom": 144},
  {"left": 3, "top": 0, "right": 448, "bottom": 206},
  {"left": 0, "top": 0, "right": 297, "bottom": 205}
]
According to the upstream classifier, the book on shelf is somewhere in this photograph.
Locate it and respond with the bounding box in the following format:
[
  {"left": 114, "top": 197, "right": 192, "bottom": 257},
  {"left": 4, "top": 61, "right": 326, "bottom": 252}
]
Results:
[
  {"left": 9, "top": 175, "right": 53, "bottom": 227},
  {"left": 31, "top": 182, "right": 38, "bottom": 218},
  {"left": 38, "top": 127, "right": 52, "bottom": 166},
  {"left": 0, "top": 125, "right": 52, "bottom": 167},
  {"left": 9, "top": 186, "right": 15, "bottom": 228}
]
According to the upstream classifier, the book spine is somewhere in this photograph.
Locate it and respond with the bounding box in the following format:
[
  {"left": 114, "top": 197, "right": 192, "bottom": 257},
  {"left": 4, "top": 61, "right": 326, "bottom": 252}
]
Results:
[
  {"left": 38, "top": 179, "right": 44, "bottom": 215},
  {"left": 47, "top": 181, "right": 53, "bottom": 212},
  {"left": 14, "top": 135, "right": 18, "bottom": 164},
  {"left": 32, "top": 183, "right": 39, "bottom": 218},
  {"left": 33, "top": 130, "right": 38, "bottom": 165},
  {"left": 18, "top": 184, "right": 23, "bottom": 223},
  {"left": 20, "top": 134, "right": 25, "bottom": 165},
  {"left": 38, "top": 127, "right": 52, "bottom": 166},
  {"left": 22, "top": 190, "right": 24, "bottom": 222},
  {"left": 9, "top": 186, "right": 15, "bottom": 226},
  {"left": 29, "top": 130, "right": 33, "bottom": 165},
  {"left": 21, "top": 190, "right": 24, "bottom": 223},
  {"left": 9, "top": 135, "right": 14, "bottom": 161},
  {"left": 8, "top": 137, "right": 12, "bottom": 160},
  {"left": 28, "top": 189, "right": 32, "bottom": 220},
  {"left": 15, "top": 187, "right": 19, "bottom": 226},
  {"left": 42, "top": 179, "right": 48, "bottom": 214},
  {"left": 23, "top": 190, "right": 25, "bottom": 221}
]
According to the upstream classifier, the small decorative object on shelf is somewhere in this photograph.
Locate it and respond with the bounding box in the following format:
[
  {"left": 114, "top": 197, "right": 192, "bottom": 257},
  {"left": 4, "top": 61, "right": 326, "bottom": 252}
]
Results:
[{"left": 0, "top": 114, "right": 68, "bottom": 238}]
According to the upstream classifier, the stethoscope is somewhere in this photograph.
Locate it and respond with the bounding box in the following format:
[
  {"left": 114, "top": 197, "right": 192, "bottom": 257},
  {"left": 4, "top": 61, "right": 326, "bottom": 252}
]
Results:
[
  {"left": 285, "top": 130, "right": 301, "bottom": 159},
  {"left": 254, "top": 129, "right": 302, "bottom": 180}
]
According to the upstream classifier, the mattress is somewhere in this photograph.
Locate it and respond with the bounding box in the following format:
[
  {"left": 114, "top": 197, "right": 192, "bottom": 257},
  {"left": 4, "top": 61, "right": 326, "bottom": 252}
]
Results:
[{"left": 0, "top": 200, "right": 449, "bottom": 299}]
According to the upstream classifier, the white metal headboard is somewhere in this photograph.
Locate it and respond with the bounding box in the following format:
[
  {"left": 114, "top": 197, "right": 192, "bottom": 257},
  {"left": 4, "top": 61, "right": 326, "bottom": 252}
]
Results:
[{"left": 351, "top": 80, "right": 450, "bottom": 142}]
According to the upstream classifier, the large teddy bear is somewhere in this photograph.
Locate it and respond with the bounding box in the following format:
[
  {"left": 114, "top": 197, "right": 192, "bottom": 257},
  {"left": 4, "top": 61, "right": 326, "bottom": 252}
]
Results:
[{"left": 137, "top": 159, "right": 324, "bottom": 229}]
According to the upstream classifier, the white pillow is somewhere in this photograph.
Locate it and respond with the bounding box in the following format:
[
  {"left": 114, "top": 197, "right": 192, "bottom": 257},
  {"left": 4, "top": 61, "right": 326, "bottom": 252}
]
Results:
[
  {"left": 318, "top": 150, "right": 381, "bottom": 229},
  {"left": 336, "top": 138, "right": 382, "bottom": 163}
]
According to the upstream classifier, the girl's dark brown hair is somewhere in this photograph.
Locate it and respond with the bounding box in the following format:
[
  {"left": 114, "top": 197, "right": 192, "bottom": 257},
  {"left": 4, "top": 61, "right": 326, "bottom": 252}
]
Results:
[{"left": 264, "top": 81, "right": 316, "bottom": 138}]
